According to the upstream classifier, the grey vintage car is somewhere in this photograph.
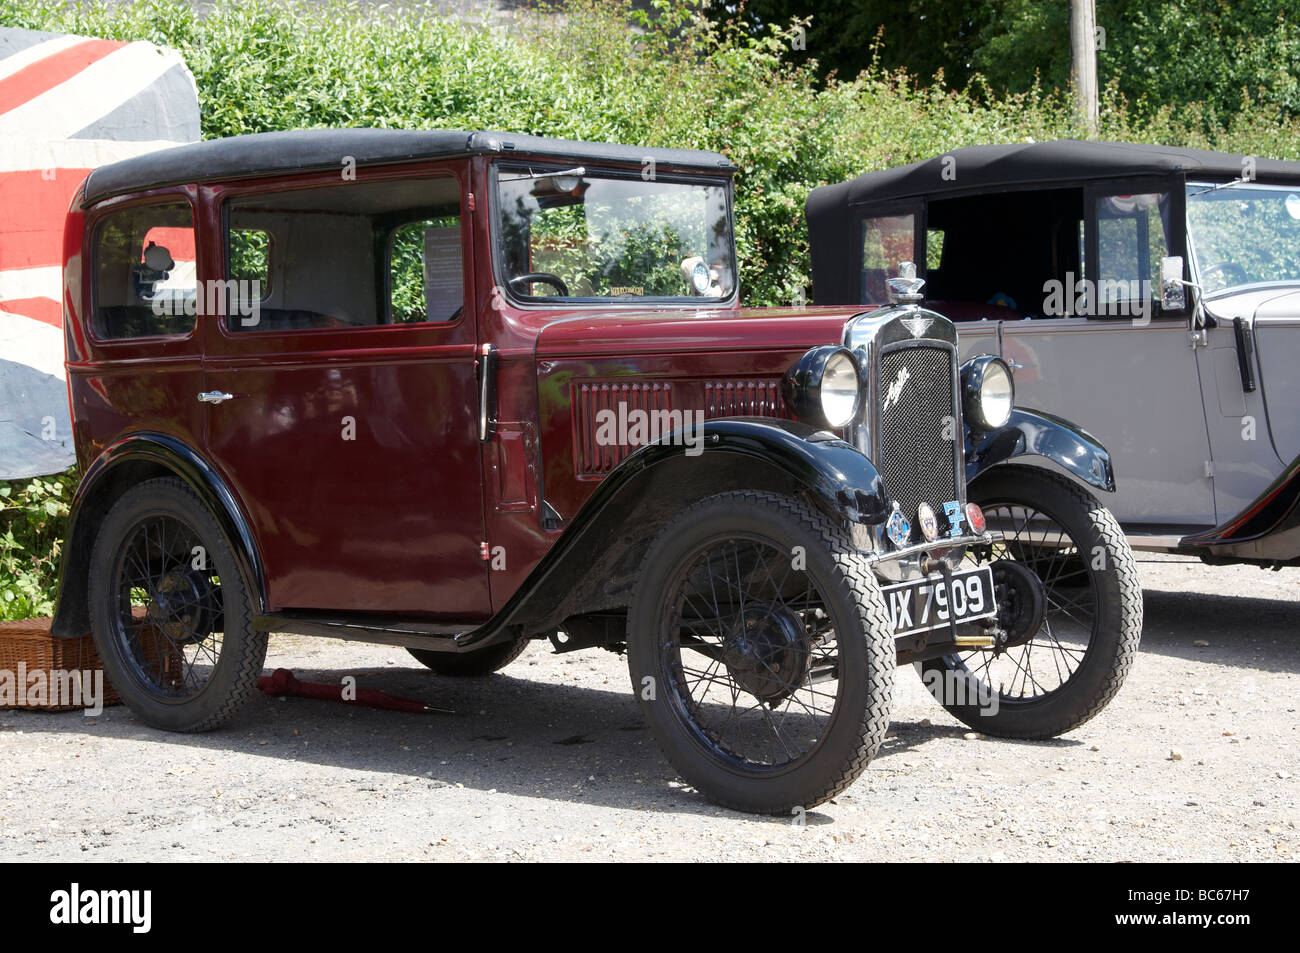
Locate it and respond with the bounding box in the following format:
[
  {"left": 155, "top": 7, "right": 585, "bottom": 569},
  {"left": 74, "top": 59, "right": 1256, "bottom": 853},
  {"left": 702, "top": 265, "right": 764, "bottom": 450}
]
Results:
[{"left": 808, "top": 140, "right": 1300, "bottom": 569}]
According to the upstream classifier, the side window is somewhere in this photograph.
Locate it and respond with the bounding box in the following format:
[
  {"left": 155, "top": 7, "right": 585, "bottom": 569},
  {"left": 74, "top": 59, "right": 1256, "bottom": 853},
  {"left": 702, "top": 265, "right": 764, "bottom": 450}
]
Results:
[
  {"left": 925, "top": 228, "right": 945, "bottom": 271},
  {"left": 861, "top": 214, "right": 916, "bottom": 305},
  {"left": 224, "top": 176, "right": 462, "bottom": 332},
  {"left": 389, "top": 216, "right": 462, "bottom": 323},
  {"left": 92, "top": 202, "right": 197, "bottom": 339},
  {"left": 1095, "top": 192, "right": 1170, "bottom": 317}
]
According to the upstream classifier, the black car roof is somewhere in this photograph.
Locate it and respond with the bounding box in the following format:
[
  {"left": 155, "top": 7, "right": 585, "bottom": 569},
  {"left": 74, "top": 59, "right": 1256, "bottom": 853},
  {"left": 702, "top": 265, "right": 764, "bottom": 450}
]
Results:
[
  {"left": 81, "top": 128, "right": 737, "bottom": 205},
  {"left": 807, "top": 139, "right": 1300, "bottom": 213}
]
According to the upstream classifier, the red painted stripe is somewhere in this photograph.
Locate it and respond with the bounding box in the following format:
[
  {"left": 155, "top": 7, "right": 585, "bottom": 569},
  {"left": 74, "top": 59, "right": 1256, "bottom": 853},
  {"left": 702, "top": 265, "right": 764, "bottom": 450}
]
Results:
[
  {"left": 0, "top": 168, "right": 92, "bottom": 269},
  {"left": 0, "top": 296, "right": 62, "bottom": 328},
  {"left": 0, "top": 38, "right": 125, "bottom": 114}
]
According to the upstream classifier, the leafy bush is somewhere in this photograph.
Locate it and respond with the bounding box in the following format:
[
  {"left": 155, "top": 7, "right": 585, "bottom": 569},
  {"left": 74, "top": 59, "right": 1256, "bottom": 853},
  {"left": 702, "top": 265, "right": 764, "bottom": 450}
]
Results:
[{"left": 0, "top": 471, "right": 75, "bottom": 621}]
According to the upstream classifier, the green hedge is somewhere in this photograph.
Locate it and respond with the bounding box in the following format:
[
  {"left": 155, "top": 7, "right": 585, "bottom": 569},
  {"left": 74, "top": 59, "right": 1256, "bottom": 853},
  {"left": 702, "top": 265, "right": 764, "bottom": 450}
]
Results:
[{"left": 2, "top": 0, "right": 1299, "bottom": 618}]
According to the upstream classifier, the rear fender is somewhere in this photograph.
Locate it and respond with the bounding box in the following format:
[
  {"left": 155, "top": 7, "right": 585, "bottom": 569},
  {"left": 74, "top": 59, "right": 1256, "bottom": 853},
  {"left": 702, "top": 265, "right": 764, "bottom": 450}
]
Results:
[{"left": 50, "top": 432, "right": 266, "bottom": 638}]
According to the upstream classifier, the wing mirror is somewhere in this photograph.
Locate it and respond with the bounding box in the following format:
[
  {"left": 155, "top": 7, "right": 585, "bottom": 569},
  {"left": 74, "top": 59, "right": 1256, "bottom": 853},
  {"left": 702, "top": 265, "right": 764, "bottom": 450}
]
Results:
[{"left": 1160, "top": 256, "right": 1187, "bottom": 312}]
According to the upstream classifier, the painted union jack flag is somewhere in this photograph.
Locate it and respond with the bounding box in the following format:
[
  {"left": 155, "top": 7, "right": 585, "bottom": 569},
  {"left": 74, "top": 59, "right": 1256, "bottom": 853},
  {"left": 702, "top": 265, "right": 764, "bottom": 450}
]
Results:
[{"left": 0, "top": 26, "right": 198, "bottom": 479}]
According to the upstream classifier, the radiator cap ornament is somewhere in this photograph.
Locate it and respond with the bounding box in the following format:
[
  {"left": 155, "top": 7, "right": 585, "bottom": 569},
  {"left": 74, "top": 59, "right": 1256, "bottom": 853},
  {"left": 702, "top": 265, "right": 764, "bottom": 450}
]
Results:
[{"left": 886, "top": 261, "right": 926, "bottom": 304}]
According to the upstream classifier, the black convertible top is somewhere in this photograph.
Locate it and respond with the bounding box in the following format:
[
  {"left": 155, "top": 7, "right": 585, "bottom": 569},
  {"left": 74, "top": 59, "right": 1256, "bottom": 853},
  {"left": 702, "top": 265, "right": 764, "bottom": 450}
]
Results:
[
  {"left": 806, "top": 139, "right": 1300, "bottom": 304},
  {"left": 81, "top": 128, "right": 736, "bottom": 205},
  {"left": 807, "top": 139, "right": 1300, "bottom": 213}
]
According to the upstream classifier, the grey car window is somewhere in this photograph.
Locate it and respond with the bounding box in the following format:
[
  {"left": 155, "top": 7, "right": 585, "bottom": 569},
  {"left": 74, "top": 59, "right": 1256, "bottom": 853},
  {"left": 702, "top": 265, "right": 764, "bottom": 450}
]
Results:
[{"left": 1095, "top": 192, "right": 1171, "bottom": 315}]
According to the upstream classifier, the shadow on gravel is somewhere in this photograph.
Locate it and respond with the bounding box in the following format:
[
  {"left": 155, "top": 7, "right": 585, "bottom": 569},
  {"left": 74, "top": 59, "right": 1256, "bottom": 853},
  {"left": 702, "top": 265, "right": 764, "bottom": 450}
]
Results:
[
  {"left": 3, "top": 662, "right": 878, "bottom": 822},
  {"left": 3, "top": 657, "right": 1112, "bottom": 820},
  {"left": 1136, "top": 587, "right": 1299, "bottom": 674},
  {"left": 886, "top": 719, "right": 1084, "bottom": 752}
]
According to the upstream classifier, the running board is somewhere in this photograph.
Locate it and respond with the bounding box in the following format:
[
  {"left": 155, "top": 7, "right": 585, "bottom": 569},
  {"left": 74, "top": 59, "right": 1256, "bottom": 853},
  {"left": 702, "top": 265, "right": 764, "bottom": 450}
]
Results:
[
  {"left": 253, "top": 613, "right": 470, "bottom": 651},
  {"left": 1123, "top": 527, "right": 1215, "bottom": 552}
]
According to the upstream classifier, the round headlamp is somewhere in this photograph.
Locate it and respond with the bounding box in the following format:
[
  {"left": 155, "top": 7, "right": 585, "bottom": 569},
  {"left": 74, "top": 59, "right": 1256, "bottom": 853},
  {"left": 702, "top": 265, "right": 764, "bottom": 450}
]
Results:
[
  {"left": 782, "top": 345, "right": 862, "bottom": 430},
  {"left": 961, "top": 355, "right": 1014, "bottom": 432}
]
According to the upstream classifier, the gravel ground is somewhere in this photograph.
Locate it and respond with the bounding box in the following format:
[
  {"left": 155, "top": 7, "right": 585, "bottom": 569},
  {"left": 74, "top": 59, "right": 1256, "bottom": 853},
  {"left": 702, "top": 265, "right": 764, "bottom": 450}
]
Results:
[{"left": 1, "top": 554, "right": 1296, "bottom": 862}]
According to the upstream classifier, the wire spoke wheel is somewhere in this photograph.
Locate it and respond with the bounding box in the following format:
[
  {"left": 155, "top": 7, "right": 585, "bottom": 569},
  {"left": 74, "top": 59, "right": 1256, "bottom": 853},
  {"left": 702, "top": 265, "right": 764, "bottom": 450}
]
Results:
[
  {"left": 919, "top": 465, "right": 1142, "bottom": 739},
  {"left": 954, "top": 502, "right": 1096, "bottom": 702},
  {"left": 110, "top": 513, "right": 225, "bottom": 701},
  {"left": 88, "top": 477, "right": 268, "bottom": 732},
  {"left": 662, "top": 534, "right": 840, "bottom": 771},
  {"left": 629, "top": 491, "right": 895, "bottom": 814}
]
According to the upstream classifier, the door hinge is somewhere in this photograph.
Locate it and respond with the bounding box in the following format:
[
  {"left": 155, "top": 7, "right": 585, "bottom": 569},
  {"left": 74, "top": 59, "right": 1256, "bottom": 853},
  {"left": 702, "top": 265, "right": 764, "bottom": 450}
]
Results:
[
  {"left": 479, "top": 541, "right": 490, "bottom": 560},
  {"left": 1204, "top": 461, "right": 1215, "bottom": 479},
  {"left": 467, "top": 192, "right": 476, "bottom": 212}
]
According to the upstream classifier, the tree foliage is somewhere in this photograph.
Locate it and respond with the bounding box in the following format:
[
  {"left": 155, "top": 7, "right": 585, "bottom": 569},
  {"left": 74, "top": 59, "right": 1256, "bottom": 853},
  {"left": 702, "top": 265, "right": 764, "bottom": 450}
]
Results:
[{"left": 706, "top": 0, "right": 1300, "bottom": 126}]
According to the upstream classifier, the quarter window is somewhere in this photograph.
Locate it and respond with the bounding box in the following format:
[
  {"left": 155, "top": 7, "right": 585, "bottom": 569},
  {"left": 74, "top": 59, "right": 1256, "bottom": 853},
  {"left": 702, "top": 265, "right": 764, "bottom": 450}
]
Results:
[{"left": 92, "top": 202, "right": 197, "bottom": 339}]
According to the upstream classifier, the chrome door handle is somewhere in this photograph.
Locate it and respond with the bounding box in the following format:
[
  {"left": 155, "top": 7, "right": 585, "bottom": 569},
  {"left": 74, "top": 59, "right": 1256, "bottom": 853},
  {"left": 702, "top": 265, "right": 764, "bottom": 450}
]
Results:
[{"left": 197, "top": 391, "right": 236, "bottom": 404}]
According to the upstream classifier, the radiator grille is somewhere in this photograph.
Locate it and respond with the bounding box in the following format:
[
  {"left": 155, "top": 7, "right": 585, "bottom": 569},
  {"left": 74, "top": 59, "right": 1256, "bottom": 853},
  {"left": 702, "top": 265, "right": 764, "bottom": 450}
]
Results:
[{"left": 876, "top": 345, "right": 959, "bottom": 537}]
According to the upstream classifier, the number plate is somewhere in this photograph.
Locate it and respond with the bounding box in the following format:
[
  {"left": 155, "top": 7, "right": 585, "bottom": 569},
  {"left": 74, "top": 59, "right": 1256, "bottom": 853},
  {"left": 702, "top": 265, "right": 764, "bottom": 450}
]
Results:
[{"left": 882, "top": 566, "right": 997, "bottom": 638}]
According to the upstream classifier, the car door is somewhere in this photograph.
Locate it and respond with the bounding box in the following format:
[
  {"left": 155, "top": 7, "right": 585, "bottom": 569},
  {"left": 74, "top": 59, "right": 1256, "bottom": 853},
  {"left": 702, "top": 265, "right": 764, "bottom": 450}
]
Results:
[
  {"left": 197, "top": 167, "right": 491, "bottom": 619},
  {"left": 1247, "top": 291, "right": 1300, "bottom": 465},
  {"left": 1001, "top": 181, "right": 1217, "bottom": 532},
  {"left": 1194, "top": 291, "right": 1294, "bottom": 523}
]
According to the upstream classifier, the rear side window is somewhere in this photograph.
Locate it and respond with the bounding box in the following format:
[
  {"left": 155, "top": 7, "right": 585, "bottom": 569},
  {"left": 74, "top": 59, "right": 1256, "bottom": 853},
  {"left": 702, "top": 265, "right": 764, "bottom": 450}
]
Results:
[
  {"left": 223, "top": 177, "right": 462, "bottom": 332},
  {"left": 92, "top": 202, "right": 197, "bottom": 340}
]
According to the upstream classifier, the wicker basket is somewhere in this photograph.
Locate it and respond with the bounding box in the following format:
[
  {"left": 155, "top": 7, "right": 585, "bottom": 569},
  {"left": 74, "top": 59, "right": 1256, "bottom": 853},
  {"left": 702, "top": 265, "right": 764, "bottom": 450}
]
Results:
[{"left": 0, "top": 614, "right": 182, "bottom": 712}]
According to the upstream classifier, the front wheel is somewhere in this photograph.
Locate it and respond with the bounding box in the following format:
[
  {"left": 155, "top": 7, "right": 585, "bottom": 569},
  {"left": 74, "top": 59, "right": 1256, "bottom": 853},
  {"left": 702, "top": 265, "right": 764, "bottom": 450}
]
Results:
[
  {"left": 920, "top": 465, "right": 1142, "bottom": 738},
  {"left": 628, "top": 491, "right": 896, "bottom": 814}
]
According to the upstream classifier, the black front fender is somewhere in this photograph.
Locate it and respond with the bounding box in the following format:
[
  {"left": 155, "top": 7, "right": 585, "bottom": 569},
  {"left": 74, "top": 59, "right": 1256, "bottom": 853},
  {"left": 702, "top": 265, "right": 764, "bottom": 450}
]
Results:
[
  {"left": 966, "top": 407, "right": 1115, "bottom": 493},
  {"left": 50, "top": 432, "right": 267, "bottom": 638},
  {"left": 611, "top": 417, "right": 891, "bottom": 525},
  {"left": 458, "top": 417, "right": 889, "bottom": 648}
]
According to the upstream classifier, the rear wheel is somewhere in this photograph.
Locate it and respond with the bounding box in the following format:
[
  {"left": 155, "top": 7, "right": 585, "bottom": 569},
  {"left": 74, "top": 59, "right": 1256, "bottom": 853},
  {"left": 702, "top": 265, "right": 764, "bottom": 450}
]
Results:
[
  {"left": 87, "top": 477, "right": 267, "bottom": 732},
  {"left": 628, "top": 491, "right": 895, "bottom": 814},
  {"left": 920, "top": 465, "right": 1141, "bottom": 738},
  {"left": 407, "top": 639, "right": 529, "bottom": 676}
]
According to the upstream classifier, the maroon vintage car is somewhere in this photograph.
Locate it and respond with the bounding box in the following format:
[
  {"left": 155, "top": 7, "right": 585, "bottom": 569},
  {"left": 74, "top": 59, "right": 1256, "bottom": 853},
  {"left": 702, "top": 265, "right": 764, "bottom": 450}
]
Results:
[{"left": 51, "top": 129, "right": 1140, "bottom": 813}]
